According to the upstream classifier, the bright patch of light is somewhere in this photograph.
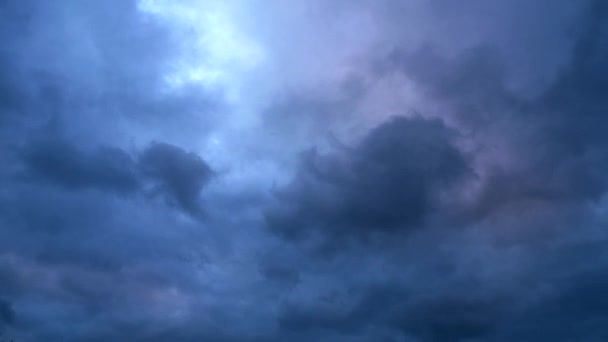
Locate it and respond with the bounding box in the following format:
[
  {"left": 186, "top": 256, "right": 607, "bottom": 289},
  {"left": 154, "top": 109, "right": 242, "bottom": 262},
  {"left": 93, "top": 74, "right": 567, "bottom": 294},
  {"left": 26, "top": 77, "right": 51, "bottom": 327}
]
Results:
[
  {"left": 138, "top": 0, "right": 275, "bottom": 181},
  {"left": 138, "top": 0, "right": 265, "bottom": 93}
]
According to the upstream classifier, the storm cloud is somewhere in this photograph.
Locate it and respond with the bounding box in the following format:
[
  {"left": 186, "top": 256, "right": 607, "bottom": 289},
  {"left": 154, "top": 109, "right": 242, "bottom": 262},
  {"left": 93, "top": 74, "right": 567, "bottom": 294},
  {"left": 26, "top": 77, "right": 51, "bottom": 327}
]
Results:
[
  {"left": 0, "top": 0, "right": 607, "bottom": 341},
  {"left": 267, "top": 116, "right": 470, "bottom": 245}
]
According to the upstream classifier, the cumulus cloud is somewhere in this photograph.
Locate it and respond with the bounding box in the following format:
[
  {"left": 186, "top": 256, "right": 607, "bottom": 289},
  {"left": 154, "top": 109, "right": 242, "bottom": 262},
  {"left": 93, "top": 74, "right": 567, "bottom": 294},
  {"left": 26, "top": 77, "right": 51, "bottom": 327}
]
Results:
[
  {"left": 267, "top": 116, "right": 470, "bottom": 246},
  {"left": 18, "top": 138, "right": 213, "bottom": 216},
  {"left": 140, "top": 142, "right": 213, "bottom": 216}
]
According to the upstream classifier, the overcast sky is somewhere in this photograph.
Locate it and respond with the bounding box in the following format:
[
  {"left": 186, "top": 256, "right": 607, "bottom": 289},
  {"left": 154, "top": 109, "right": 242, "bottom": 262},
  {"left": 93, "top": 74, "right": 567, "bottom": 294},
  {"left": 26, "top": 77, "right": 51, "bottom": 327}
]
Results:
[{"left": 1, "top": 0, "right": 608, "bottom": 341}]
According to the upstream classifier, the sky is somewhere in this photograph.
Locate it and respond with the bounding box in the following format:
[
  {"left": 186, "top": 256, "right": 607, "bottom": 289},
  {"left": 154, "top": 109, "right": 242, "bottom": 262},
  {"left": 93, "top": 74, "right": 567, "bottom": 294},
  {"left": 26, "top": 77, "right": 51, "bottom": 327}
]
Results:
[{"left": 0, "top": 0, "right": 607, "bottom": 341}]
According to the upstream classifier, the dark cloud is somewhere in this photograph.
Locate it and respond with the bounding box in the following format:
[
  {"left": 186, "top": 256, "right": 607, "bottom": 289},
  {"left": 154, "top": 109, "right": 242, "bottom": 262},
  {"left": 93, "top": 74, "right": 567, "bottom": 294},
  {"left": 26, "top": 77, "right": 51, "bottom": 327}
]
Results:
[
  {"left": 15, "top": 137, "right": 213, "bottom": 218},
  {"left": 275, "top": 277, "right": 509, "bottom": 342},
  {"left": 398, "top": 295, "right": 504, "bottom": 341},
  {"left": 20, "top": 138, "right": 139, "bottom": 194},
  {"left": 375, "top": 0, "right": 608, "bottom": 224},
  {"left": 271, "top": 230, "right": 608, "bottom": 341},
  {"left": 0, "top": 0, "right": 607, "bottom": 341},
  {"left": 140, "top": 142, "right": 213, "bottom": 216},
  {"left": 0, "top": 299, "right": 15, "bottom": 328},
  {"left": 509, "top": 271, "right": 608, "bottom": 341},
  {"left": 0, "top": 1, "right": 220, "bottom": 340},
  {"left": 265, "top": 1, "right": 608, "bottom": 341},
  {"left": 267, "top": 116, "right": 470, "bottom": 245}
]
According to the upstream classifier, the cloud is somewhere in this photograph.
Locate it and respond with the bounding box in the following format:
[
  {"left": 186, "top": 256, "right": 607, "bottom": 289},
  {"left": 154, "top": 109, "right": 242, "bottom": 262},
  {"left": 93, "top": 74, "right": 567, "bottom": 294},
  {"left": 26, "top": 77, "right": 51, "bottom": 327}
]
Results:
[
  {"left": 0, "top": 0, "right": 607, "bottom": 341},
  {"left": 17, "top": 138, "right": 214, "bottom": 218},
  {"left": 20, "top": 138, "right": 139, "bottom": 194},
  {"left": 140, "top": 142, "right": 214, "bottom": 216},
  {"left": 263, "top": 1, "right": 608, "bottom": 341},
  {"left": 0, "top": 299, "right": 15, "bottom": 328},
  {"left": 266, "top": 116, "right": 470, "bottom": 245}
]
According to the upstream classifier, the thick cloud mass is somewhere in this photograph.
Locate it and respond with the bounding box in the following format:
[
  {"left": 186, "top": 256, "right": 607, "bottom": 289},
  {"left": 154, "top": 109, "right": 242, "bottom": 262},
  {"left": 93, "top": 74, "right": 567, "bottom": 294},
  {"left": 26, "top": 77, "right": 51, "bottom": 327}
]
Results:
[
  {"left": 268, "top": 116, "right": 469, "bottom": 244},
  {"left": 1, "top": 0, "right": 608, "bottom": 341},
  {"left": 140, "top": 142, "right": 213, "bottom": 216},
  {"left": 21, "top": 139, "right": 140, "bottom": 194}
]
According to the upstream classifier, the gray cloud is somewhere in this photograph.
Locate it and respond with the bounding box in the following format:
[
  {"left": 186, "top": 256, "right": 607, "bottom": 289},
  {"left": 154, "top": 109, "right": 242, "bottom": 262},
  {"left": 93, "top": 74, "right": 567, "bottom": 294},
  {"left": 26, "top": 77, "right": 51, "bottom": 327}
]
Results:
[
  {"left": 262, "top": 1, "right": 608, "bottom": 341},
  {"left": 0, "top": 0, "right": 607, "bottom": 341},
  {"left": 20, "top": 138, "right": 139, "bottom": 194},
  {"left": 140, "top": 142, "right": 213, "bottom": 216},
  {"left": 17, "top": 138, "right": 213, "bottom": 216},
  {"left": 267, "top": 116, "right": 470, "bottom": 246},
  {"left": 0, "top": 299, "right": 15, "bottom": 328}
]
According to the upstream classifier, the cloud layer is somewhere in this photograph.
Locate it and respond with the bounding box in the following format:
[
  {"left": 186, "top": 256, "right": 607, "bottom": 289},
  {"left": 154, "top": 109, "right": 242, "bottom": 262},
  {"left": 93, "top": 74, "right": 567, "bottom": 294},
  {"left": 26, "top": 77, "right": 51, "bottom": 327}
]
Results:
[{"left": 1, "top": 0, "right": 607, "bottom": 341}]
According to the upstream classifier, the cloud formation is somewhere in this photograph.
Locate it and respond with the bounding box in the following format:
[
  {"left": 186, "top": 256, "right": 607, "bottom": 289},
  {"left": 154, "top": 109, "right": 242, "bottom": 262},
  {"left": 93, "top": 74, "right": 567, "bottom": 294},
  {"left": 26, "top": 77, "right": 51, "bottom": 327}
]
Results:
[
  {"left": 140, "top": 142, "right": 213, "bottom": 216},
  {"left": 0, "top": 0, "right": 607, "bottom": 341},
  {"left": 267, "top": 116, "right": 470, "bottom": 245}
]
